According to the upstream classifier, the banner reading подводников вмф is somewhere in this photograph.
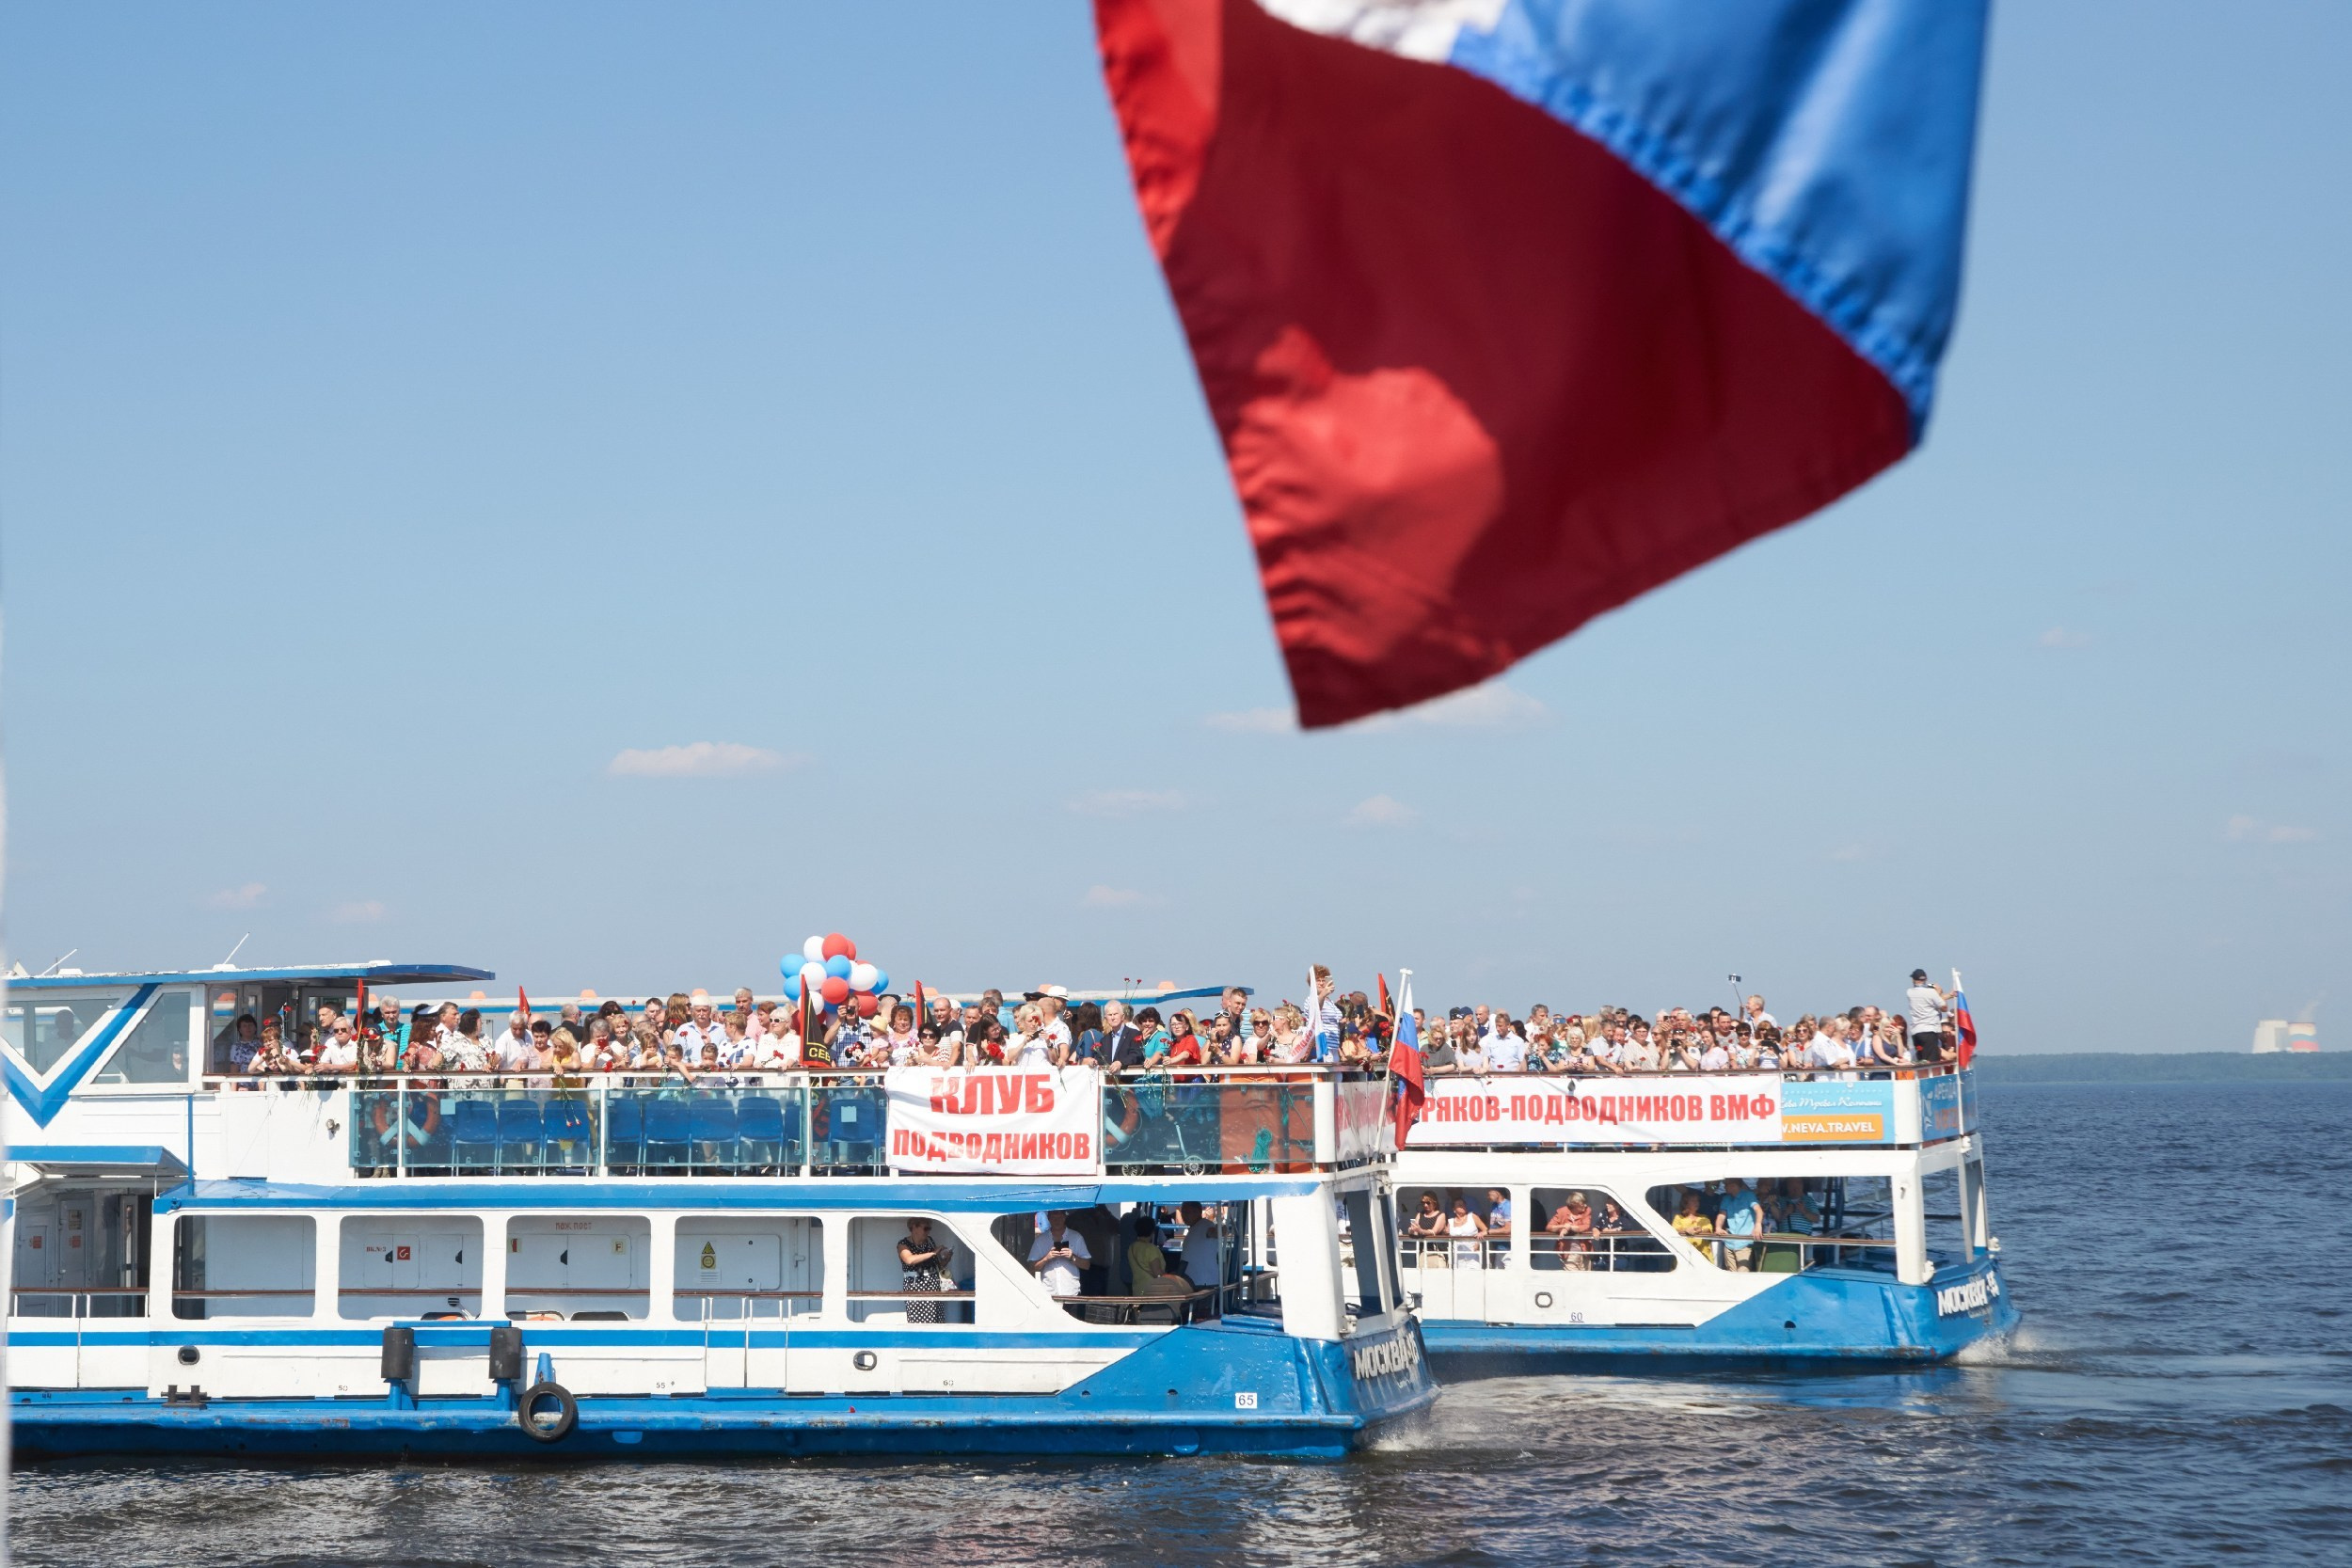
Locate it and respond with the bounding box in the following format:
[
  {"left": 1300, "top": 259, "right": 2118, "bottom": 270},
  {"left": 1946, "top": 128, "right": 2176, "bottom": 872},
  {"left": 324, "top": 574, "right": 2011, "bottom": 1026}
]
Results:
[
  {"left": 884, "top": 1065, "right": 1104, "bottom": 1175},
  {"left": 1403, "top": 1075, "right": 1901, "bottom": 1148}
]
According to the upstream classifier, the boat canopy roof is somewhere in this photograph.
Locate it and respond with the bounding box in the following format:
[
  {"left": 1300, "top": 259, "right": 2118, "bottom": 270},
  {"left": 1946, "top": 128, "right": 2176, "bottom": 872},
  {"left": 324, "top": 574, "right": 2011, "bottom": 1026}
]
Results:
[{"left": 9, "top": 961, "right": 495, "bottom": 992}]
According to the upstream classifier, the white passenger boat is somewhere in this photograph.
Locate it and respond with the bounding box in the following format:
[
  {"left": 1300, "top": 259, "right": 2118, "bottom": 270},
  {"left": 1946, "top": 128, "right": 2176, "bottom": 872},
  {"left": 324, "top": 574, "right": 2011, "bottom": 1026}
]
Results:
[
  {"left": 3, "top": 962, "right": 1433, "bottom": 1460},
  {"left": 1392, "top": 1063, "right": 2017, "bottom": 1367}
]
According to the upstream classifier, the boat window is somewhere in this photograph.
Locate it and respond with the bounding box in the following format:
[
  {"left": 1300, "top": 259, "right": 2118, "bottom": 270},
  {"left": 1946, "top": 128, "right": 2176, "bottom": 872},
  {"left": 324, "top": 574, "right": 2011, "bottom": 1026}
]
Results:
[
  {"left": 1922, "top": 1165, "right": 1969, "bottom": 1266},
  {"left": 1339, "top": 1189, "right": 1391, "bottom": 1315},
  {"left": 1528, "top": 1187, "right": 1675, "bottom": 1273},
  {"left": 848, "top": 1215, "right": 970, "bottom": 1325},
  {"left": 1645, "top": 1177, "right": 1897, "bottom": 1274},
  {"left": 5, "top": 993, "right": 130, "bottom": 1076},
  {"left": 338, "top": 1217, "right": 484, "bottom": 1320},
  {"left": 986, "top": 1202, "right": 1234, "bottom": 1324},
  {"left": 1393, "top": 1184, "right": 1516, "bottom": 1271},
  {"left": 506, "top": 1215, "right": 650, "bottom": 1321},
  {"left": 675, "top": 1217, "right": 822, "bottom": 1323},
  {"left": 94, "top": 990, "right": 195, "bottom": 1086},
  {"left": 173, "top": 1214, "right": 315, "bottom": 1319}
]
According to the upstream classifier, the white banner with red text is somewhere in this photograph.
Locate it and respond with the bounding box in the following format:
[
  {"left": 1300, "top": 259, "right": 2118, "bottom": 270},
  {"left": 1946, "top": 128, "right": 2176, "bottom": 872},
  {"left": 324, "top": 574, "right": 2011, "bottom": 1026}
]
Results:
[
  {"left": 1399, "top": 1075, "right": 1902, "bottom": 1147},
  {"left": 884, "top": 1065, "right": 1104, "bottom": 1175}
]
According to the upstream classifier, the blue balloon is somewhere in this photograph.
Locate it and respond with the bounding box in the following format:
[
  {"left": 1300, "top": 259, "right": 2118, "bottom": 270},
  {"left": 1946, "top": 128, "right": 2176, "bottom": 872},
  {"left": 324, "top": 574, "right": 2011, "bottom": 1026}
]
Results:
[
  {"left": 781, "top": 973, "right": 802, "bottom": 1002},
  {"left": 869, "top": 968, "right": 889, "bottom": 996},
  {"left": 779, "top": 954, "right": 798, "bottom": 977},
  {"left": 824, "top": 954, "right": 853, "bottom": 981}
]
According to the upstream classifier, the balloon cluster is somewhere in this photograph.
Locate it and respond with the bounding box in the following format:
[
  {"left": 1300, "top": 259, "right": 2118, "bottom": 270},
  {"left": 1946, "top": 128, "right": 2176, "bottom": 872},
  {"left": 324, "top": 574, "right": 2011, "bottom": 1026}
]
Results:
[{"left": 779, "top": 932, "right": 893, "bottom": 1021}]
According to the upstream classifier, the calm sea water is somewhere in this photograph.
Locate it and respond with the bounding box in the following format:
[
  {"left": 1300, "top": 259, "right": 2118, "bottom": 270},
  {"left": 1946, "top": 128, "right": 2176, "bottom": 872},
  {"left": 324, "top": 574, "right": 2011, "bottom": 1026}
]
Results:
[{"left": 13, "top": 1082, "right": 2350, "bottom": 1567}]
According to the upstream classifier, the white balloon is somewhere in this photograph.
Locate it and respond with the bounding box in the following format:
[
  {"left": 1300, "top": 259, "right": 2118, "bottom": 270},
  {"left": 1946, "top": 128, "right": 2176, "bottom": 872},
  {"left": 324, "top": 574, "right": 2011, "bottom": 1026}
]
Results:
[
  {"left": 800, "top": 961, "right": 828, "bottom": 990},
  {"left": 802, "top": 934, "right": 826, "bottom": 965},
  {"left": 849, "top": 961, "right": 879, "bottom": 992}
]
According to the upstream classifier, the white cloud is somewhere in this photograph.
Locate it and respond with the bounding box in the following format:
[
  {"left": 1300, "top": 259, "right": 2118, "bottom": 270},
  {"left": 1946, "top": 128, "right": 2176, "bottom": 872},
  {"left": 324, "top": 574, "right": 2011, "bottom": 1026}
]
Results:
[
  {"left": 328, "top": 899, "right": 388, "bottom": 924},
  {"left": 1082, "top": 884, "right": 1151, "bottom": 909},
  {"left": 1205, "top": 707, "right": 1294, "bottom": 734},
  {"left": 1345, "top": 794, "right": 1417, "bottom": 829},
  {"left": 2226, "top": 815, "right": 2318, "bottom": 845},
  {"left": 2039, "top": 627, "right": 2092, "bottom": 649},
  {"left": 607, "top": 742, "right": 796, "bottom": 779},
  {"left": 206, "top": 882, "right": 267, "bottom": 911},
  {"left": 1349, "top": 680, "right": 1550, "bottom": 732},
  {"left": 1068, "top": 788, "right": 1186, "bottom": 818}
]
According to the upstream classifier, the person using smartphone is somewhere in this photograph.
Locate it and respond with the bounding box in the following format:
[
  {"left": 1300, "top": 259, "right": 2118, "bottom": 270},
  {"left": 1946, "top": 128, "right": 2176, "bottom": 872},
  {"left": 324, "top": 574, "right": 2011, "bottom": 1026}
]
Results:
[{"left": 1026, "top": 1211, "right": 1092, "bottom": 1304}]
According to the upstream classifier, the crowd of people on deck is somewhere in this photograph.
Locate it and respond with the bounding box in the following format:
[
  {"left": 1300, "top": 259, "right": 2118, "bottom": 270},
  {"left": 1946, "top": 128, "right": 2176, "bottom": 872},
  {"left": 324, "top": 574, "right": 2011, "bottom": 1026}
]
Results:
[{"left": 215, "top": 965, "right": 1965, "bottom": 1084}]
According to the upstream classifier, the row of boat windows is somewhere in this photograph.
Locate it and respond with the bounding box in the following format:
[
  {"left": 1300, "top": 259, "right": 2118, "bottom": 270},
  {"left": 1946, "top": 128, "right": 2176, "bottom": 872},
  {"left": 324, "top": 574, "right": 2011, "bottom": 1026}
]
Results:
[
  {"left": 154, "top": 1206, "right": 1267, "bottom": 1324},
  {"left": 1394, "top": 1180, "right": 1900, "bottom": 1272}
]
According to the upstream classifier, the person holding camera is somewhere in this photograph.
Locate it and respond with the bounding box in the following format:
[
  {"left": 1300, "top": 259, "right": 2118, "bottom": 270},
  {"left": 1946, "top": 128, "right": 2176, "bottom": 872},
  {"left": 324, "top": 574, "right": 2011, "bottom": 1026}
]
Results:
[
  {"left": 1027, "top": 1211, "right": 1092, "bottom": 1304},
  {"left": 1905, "top": 969, "right": 1952, "bottom": 1062}
]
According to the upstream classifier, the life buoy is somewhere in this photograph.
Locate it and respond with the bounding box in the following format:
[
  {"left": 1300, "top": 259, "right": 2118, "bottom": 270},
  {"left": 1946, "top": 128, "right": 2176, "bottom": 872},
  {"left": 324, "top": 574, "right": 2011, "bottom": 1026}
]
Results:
[{"left": 516, "top": 1381, "right": 578, "bottom": 1443}]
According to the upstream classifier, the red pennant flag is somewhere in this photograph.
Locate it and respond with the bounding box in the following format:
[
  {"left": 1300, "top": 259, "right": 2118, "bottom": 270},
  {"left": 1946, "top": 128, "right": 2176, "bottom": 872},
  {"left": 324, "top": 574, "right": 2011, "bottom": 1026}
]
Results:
[{"left": 517, "top": 987, "right": 532, "bottom": 1017}]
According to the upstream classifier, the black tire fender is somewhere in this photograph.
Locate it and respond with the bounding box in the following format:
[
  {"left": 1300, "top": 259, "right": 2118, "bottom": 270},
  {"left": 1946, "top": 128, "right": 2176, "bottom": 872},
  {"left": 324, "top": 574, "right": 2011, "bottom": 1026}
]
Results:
[{"left": 516, "top": 1380, "right": 579, "bottom": 1444}]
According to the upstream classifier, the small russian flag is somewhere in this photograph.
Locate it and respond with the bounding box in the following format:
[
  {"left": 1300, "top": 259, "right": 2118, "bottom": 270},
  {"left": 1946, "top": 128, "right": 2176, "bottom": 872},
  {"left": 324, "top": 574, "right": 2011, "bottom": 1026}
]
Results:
[{"left": 1952, "top": 972, "right": 1978, "bottom": 1067}]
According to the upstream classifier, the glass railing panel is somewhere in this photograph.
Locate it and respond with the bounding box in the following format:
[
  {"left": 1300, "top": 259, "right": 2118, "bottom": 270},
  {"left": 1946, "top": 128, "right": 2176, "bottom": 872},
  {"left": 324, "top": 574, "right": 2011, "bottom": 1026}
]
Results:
[
  {"left": 1102, "top": 1075, "right": 1314, "bottom": 1173},
  {"left": 807, "top": 1078, "right": 886, "bottom": 1173}
]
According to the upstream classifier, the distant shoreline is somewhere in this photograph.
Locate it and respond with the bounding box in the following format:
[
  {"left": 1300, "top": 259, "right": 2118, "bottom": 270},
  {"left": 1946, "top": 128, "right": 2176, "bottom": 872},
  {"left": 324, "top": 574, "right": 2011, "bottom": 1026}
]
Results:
[{"left": 1973, "top": 1052, "right": 2350, "bottom": 1084}]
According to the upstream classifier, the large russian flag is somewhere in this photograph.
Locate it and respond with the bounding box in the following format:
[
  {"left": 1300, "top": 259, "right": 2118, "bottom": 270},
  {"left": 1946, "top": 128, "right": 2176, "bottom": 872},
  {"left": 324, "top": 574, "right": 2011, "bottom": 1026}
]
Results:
[{"left": 1096, "top": 0, "right": 1988, "bottom": 727}]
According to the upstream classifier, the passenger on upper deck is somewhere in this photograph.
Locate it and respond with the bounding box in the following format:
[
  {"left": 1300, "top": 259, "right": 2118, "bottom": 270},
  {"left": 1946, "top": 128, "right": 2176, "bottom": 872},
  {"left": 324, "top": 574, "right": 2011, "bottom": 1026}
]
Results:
[
  {"left": 221, "top": 1013, "right": 262, "bottom": 1075},
  {"left": 874, "top": 1005, "right": 918, "bottom": 1067},
  {"left": 493, "top": 1010, "right": 533, "bottom": 1074},
  {"left": 1907, "top": 970, "right": 1952, "bottom": 1061},
  {"left": 317, "top": 1017, "right": 360, "bottom": 1074}
]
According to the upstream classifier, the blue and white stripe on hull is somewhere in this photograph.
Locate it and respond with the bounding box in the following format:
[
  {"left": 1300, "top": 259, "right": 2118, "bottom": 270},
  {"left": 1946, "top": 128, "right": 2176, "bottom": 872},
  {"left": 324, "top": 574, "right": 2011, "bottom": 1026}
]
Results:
[
  {"left": 1421, "top": 1260, "right": 2017, "bottom": 1370},
  {"left": 10, "top": 1321, "right": 1438, "bottom": 1465}
]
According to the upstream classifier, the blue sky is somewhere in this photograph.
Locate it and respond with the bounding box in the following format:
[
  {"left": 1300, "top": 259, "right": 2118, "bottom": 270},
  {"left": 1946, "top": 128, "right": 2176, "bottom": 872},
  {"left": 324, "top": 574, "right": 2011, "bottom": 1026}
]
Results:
[{"left": 3, "top": 3, "right": 2344, "bottom": 1051}]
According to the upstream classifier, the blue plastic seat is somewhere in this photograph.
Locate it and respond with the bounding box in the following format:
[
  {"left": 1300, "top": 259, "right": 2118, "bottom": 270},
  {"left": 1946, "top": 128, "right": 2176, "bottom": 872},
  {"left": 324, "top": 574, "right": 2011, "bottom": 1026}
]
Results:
[
  {"left": 451, "top": 1099, "right": 500, "bottom": 1168},
  {"left": 546, "top": 1098, "right": 593, "bottom": 1169},
  {"left": 737, "top": 1094, "right": 786, "bottom": 1142},
  {"left": 644, "top": 1098, "right": 691, "bottom": 1169},
  {"left": 689, "top": 1096, "right": 740, "bottom": 1171},
  {"left": 497, "top": 1099, "right": 545, "bottom": 1173},
  {"left": 736, "top": 1095, "right": 786, "bottom": 1169},
  {"left": 605, "top": 1094, "right": 644, "bottom": 1170}
]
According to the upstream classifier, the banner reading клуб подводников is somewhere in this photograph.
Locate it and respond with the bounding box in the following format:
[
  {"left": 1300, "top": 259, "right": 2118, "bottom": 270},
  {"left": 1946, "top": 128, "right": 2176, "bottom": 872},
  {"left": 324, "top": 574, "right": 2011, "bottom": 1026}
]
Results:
[{"left": 884, "top": 1065, "right": 1103, "bottom": 1175}]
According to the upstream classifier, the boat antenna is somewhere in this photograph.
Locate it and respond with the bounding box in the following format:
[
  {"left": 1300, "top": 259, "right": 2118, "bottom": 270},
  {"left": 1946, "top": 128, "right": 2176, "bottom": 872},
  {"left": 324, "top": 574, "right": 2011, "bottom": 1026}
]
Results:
[
  {"left": 215, "top": 934, "right": 251, "bottom": 970},
  {"left": 35, "top": 948, "right": 78, "bottom": 977}
]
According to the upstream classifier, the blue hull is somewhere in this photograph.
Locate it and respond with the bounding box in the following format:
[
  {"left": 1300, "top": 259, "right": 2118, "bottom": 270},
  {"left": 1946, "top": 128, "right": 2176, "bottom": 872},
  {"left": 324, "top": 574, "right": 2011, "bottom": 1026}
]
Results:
[
  {"left": 11, "top": 1323, "right": 1438, "bottom": 1465},
  {"left": 1422, "top": 1260, "right": 2018, "bottom": 1374}
]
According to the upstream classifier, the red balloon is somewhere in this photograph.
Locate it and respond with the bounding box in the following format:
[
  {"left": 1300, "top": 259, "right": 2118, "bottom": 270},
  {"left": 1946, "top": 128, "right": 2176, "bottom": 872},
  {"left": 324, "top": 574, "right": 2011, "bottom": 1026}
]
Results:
[
  {"left": 819, "top": 975, "right": 850, "bottom": 1006},
  {"left": 853, "top": 992, "right": 879, "bottom": 1019},
  {"left": 821, "top": 932, "right": 856, "bottom": 961}
]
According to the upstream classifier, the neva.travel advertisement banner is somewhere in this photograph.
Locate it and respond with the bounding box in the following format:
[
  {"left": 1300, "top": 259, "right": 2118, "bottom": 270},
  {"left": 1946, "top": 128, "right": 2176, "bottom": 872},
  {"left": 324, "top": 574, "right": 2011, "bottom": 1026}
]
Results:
[
  {"left": 1402, "top": 1075, "right": 1900, "bottom": 1147},
  {"left": 884, "top": 1065, "right": 1103, "bottom": 1174}
]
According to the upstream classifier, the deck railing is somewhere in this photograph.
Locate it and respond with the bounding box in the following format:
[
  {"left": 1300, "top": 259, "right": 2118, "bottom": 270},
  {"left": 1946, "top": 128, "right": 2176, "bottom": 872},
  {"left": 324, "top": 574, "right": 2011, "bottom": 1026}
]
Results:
[
  {"left": 189, "top": 1068, "right": 1394, "bottom": 1179},
  {"left": 173, "top": 1059, "right": 1972, "bottom": 1180},
  {"left": 8, "top": 1287, "right": 149, "bottom": 1319}
]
